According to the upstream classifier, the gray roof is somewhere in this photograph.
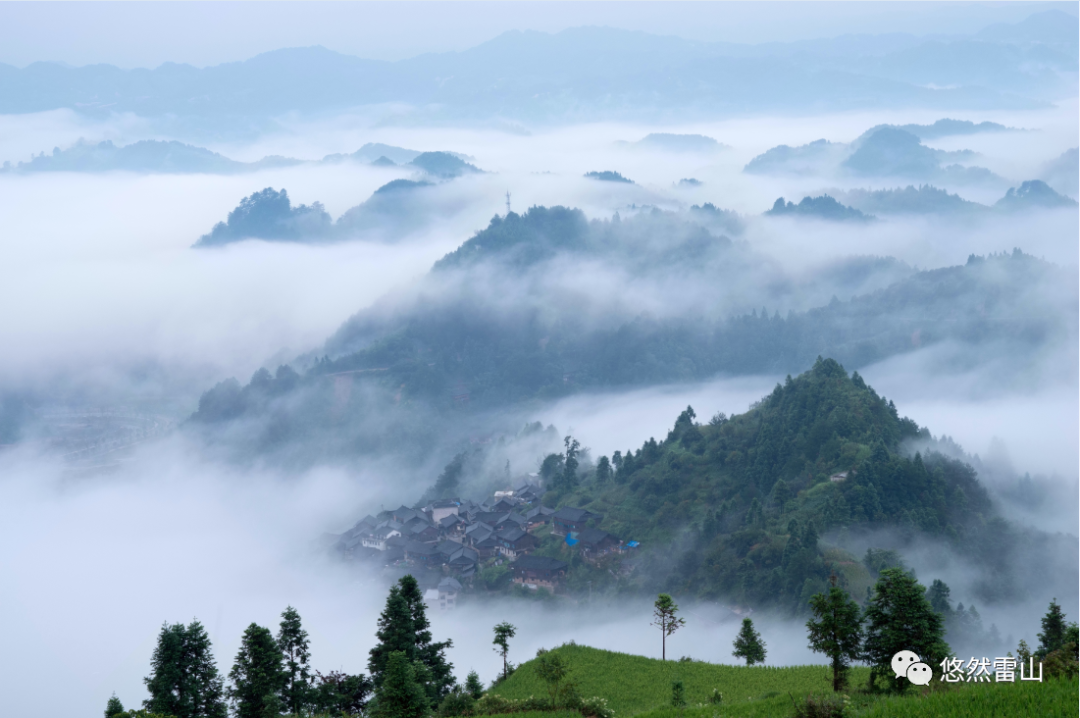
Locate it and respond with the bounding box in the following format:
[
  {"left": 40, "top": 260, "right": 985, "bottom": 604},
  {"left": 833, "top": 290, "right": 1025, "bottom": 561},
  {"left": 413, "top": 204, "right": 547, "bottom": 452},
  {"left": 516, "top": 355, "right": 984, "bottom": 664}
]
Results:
[
  {"left": 404, "top": 541, "right": 438, "bottom": 556},
  {"left": 499, "top": 527, "right": 529, "bottom": 543},
  {"left": 438, "top": 577, "right": 463, "bottom": 592},
  {"left": 512, "top": 555, "right": 568, "bottom": 571},
  {"left": 553, "top": 507, "right": 600, "bottom": 522},
  {"left": 576, "top": 527, "right": 616, "bottom": 546}
]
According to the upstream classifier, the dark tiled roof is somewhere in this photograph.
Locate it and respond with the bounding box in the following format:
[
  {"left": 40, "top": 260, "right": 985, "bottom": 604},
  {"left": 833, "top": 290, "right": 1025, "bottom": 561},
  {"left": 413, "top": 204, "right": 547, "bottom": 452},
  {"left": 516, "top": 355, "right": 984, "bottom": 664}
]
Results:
[
  {"left": 576, "top": 527, "right": 616, "bottom": 546},
  {"left": 499, "top": 527, "right": 528, "bottom": 542},
  {"left": 512, "top": 555, "right": 568, "bottom": 571},
  {"left": 553, "top": 507, "right": 600, "bottom": 522}
]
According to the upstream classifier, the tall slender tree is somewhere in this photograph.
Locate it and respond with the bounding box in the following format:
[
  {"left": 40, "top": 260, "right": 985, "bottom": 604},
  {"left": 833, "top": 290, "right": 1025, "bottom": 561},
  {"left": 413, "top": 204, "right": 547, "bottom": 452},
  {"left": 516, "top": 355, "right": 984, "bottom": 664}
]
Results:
[
  {"left": 652, "top": 594, "right": 686, "bottom": 661},
  {"left": 806, "top": 578, "right": 863, "bottom": 691},
  {"left": 227, "top": 623, "right": 285, "bottom": 718},
  {"left": 144, "top": 620, "right": 227, "bottom": 718},
  {"left": 492, "top": 622, "right": 517, "bottom": 681},
  {"left": 277, "top": 606, "right": 312, "bottom": 714},
  {"left": 733, "top": 618, "right": 766, "bottom": 666}
]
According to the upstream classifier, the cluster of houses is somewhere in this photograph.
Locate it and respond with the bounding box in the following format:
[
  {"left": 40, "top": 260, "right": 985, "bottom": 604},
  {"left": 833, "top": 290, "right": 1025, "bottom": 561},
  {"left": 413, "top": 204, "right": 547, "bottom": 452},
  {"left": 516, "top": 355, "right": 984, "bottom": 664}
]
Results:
[{"left": 332, "top": 481, "right": 635, "bottom": 597}]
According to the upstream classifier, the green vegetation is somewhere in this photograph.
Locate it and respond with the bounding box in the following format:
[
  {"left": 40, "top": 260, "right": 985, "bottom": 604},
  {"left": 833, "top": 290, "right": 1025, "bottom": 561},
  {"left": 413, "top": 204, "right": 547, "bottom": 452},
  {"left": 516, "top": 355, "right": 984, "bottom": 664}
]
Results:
[
  {"left": 490, "top": 644, "right": 1077, "bottom": 718},
  {"left": 538, "top": 358, "right": 1010, "bottom": 610},
  {"left": 227, "top": 623, "right": 286, "bottom": 718},
  {"left": 490, "top": 643, "right": 853, "bottom": 715},
  {"left": 144, "top": 620, "right": 227, "bottom": 718},
  {"left": 862, "top": 569, "right": 949, "bottom": 690},
  {"left": 494, "top": 622, "right": 518, "bottom": 682},
  {"left": 652, "top": 594, "right": 686, "bottom": 661},
  {"left": 732, "top": 619, "right": 766, "bottom": 666},
  {"left": 369, "top": 575, "right": 455, "bottom": 706},
  {"left": 806, "top": 579, "right": 862, "bottom": 691}
]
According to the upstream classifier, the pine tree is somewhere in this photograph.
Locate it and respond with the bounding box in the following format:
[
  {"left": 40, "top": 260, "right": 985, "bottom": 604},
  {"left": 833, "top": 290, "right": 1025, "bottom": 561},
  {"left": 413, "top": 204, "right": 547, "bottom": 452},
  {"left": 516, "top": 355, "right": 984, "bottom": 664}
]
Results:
[
  {"left": 806, "top": 579, "right": 863, "bottom": 691},
  {"left": 105, "top": 694, "right": 125, "bottom": 718},
  {"left": 595, "top": 456, "right": 612, "bottom": 484},
  {"left": 863, "top": 568, "right": 950, "bottom": 690},
  {"left": 732, "top": 618, "right": 766, "bottom": 665},
  {"left": 143, "top": 620, "right": 227, "bottom": 718},
  {"left": 464, "top": 671, "right": 484, "bottom": 699},
  {"left": 1037, "top": 598, "right": 1067, "bottom": 658},
  {"left": 373, "top": 652, "right": 428, "bottom": 718},
  {"left": 227, "top": 623, "right": 285, "bottom": 718},
  {"left": 399, "top": 575, "right": 455, "bottom": 703},
  {"left": 369, "top": 587, "right": 416, "bottom": 683},
  {"left": 369, "top": 576, "right": 454, "bottom": 706},
  {"left": 277, "top": 606, "right": 312, "bottom": 715}
]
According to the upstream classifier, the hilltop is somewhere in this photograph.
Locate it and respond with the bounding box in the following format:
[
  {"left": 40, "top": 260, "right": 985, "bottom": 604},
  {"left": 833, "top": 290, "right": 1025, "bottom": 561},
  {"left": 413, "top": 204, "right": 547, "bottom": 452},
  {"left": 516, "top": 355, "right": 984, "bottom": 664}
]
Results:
[{"left": 486, "top": 643, "right": 1075, "bottom": 718}]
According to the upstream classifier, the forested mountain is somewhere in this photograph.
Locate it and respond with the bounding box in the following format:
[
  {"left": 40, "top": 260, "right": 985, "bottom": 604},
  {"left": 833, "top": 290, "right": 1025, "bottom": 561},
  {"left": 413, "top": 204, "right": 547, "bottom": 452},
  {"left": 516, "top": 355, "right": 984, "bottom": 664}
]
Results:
[
  {"left": 194, "top": 170, "right": 476, "bottom": 246},
  {"left": 764, "top": 195, "right": 872, "bottom": 221},
  {"left": 745, "top": 125, "right": 1002, "bottom": 185},
  {"left": 834, "top": 185, "right": 990, "bottom": 217},
  {"left": 189, "top": 206, "right": 1076, "bottom": 470},
  {"left": 518, "top": 359, "right": 1076, "bottom": 616}
]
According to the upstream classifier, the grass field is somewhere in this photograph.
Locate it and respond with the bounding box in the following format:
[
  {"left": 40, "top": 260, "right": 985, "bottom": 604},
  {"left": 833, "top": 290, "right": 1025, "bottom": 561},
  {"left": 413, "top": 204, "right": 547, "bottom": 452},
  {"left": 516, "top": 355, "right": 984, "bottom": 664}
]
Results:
[{"left": 488, "top": 644, "right": 1078, "bottom": 717}]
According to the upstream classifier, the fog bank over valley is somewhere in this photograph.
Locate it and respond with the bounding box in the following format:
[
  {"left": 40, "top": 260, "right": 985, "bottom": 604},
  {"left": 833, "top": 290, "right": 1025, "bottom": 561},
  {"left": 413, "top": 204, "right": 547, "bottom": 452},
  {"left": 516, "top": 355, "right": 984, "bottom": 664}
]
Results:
[{"left": 1, "top": 7, "right": 1077, "bottom": 718}]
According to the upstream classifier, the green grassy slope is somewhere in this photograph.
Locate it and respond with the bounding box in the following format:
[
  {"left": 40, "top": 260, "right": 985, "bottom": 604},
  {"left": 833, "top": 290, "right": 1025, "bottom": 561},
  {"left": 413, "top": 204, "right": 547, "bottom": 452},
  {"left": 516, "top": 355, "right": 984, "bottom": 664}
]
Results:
[
  {"left": 489, "top": 644, "right": 1078, "bottom": 718},
  {"left": 489, "top": 644, "right": 858, "bottom": 715}
]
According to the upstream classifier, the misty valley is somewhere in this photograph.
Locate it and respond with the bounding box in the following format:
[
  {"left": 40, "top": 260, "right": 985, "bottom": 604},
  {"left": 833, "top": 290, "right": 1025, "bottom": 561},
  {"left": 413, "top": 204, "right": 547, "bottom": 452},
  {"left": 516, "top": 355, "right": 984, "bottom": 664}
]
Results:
[{"left": 0, "top": 5, "right": 1078, "bottom": 718}]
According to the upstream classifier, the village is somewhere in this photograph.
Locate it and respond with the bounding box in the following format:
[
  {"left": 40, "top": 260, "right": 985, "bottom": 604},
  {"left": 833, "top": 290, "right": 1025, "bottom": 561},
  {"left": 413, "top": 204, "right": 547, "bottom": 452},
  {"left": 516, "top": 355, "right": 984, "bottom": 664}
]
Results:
[{"left": 331, "top": 478, "right": 640, "bottom": 608}]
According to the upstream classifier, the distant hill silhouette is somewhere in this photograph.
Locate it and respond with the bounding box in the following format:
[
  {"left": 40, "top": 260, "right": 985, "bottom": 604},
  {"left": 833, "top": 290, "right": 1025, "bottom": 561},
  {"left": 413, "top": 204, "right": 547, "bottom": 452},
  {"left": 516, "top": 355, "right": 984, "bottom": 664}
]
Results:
[
  {"left": 584, "top": 170, "right": 634, "bottom": 183},
  {"left": 765, "top": 195, "right": 873, "bottom": 222}
]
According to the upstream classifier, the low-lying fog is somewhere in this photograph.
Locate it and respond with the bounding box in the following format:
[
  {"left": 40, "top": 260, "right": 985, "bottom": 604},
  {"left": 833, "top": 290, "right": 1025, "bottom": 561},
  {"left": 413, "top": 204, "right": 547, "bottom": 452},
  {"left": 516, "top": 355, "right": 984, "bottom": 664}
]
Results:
[{"left": 1, "top": 98, "right": 1077, "bottom": 716}]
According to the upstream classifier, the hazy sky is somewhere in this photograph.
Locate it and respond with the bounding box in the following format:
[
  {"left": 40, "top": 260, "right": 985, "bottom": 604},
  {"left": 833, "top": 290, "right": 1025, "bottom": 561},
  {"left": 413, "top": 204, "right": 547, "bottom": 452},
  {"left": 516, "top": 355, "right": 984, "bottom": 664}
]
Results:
[{"left": 0, "top": 1, "right": 1075, "bottom": 68}]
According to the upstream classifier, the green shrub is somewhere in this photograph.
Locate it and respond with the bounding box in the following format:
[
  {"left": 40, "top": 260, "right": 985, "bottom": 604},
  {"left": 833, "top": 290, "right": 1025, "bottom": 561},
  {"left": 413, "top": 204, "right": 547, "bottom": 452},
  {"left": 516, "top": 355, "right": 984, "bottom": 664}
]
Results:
[
  {"left": 791, "top": 692, "right": 849, "bottom": 718},
  {"left": 438, "top": 687, "right": 478, "bottom": 716}
]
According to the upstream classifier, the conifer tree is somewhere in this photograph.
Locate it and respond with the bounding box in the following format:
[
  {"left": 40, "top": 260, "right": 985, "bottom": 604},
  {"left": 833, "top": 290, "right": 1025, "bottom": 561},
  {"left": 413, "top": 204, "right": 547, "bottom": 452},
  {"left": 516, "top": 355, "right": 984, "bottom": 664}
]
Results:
[
  {"left": 144, "top": 620, "right": 227, "bottom": 718},
  {"left": 369, "top": 587, "right": 416, "bottom": 683},
  {"left": 372, "top": 652, "right": 428, "bottom": 718},
  {"left": 863, "top": 568, "right": 949, "bottom": 690},
  {"left": 399, "top": 575, "right": 454, "bottom": 703},
  {"left": 105, "top": 694, "right": 125, "bottom": 718},
  {"left": 227, "top": 623, "right": 285, "bottom": 718},
  {"left": 732, "top": 618, "right": 766, "bottom": 665},
  {"left": 464, "top": 671, "right": 484, "bottom": 699},
  {"left": 369, "top": 576, "right": 454, "bottom": 706},
  {"left": 277, "top": 606, "right": 312, "bottom": 715},
  {"left": 806, "top": 579, "right": 863, "bottom": 691},
  {"left": 1037, "top": 598, "right": 1068, "bottom": 659}
]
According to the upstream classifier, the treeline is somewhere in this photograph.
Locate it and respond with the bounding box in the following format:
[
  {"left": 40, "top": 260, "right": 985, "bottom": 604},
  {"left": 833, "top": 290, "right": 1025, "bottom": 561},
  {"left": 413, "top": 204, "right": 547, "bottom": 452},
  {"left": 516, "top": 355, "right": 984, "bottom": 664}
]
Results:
[
  {"left": 103, "top": 575, "right": 615, "bottom": 718},
  {"left": 105, "top": 607, "right": 369, "bottom": 718}
]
